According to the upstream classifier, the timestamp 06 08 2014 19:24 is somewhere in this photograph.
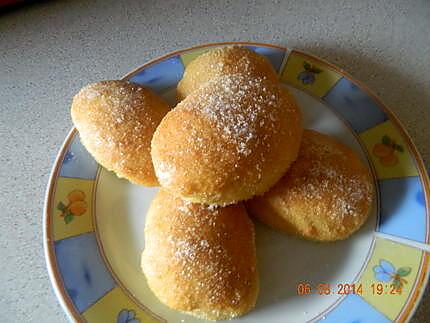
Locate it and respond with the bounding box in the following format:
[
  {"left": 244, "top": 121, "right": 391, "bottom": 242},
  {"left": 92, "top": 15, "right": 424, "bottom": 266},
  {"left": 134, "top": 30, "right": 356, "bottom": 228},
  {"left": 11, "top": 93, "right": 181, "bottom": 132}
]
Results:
[{"left": 296, "top": 282, "right": 403, "bottom": 296}]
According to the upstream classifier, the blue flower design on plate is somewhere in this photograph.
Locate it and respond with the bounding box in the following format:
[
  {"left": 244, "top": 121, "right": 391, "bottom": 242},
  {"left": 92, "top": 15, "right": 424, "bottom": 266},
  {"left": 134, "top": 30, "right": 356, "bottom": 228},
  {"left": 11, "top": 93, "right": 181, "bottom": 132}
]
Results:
[
  {"left": 117, "top": 309, "right": 140, "bottom": 323},
  {"left": 59, "top": 135, "right": 99, "bottom": 180},
  {"left": 373, "top": 259, "right": 411, "bottom": 289},
  {"left": 63, "top": 150, "right": 75, "bottom": 164},
  {"left": 297, "top": 61, "right": 322, "bottom": 85},
  {"left": 416, "top": 190, "right": 425, "bottom": 206}
]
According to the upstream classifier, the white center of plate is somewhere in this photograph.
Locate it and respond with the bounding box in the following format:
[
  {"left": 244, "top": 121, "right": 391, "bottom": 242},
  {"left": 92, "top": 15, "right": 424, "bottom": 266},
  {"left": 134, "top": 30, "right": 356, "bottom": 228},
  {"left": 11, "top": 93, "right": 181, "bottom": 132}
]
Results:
[{"left": 95, "top": 87, "right": 377, "bottom": 323}]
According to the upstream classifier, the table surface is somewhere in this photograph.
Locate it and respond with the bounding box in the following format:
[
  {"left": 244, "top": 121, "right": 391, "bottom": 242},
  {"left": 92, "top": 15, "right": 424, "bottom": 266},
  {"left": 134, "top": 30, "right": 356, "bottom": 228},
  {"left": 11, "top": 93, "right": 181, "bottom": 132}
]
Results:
[{"left": 1, "top": 0, "right": 429, "bottom": 322}]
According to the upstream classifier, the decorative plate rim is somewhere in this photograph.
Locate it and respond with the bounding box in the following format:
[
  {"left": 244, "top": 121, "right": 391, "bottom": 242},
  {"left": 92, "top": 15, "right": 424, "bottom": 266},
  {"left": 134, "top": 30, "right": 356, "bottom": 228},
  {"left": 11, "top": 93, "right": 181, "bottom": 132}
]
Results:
[{"left": 43, "top": 41, "right": 430, "bottom": 323}]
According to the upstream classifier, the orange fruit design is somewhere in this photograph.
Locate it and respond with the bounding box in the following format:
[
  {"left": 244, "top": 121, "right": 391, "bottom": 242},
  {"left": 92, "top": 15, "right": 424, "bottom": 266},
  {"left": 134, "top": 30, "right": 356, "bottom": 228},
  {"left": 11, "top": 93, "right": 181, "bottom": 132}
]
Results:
[
  {"left": 69, "top": 200, "right": 87, "bottom": 216},
  {"left": 372, "top": 143, "right": 394, "bottom": 158},
  {"left": 372, "top": 135, "right": 404, "bottom": 167},
  {"left": 380, "top": 154, "right": 398, "bottom": 167},
  {"left": 57, "top": 189, "right": 87, "bottom": 224},
  {"left": 67, "top": 190, "right": 86, "bottom": 203}
]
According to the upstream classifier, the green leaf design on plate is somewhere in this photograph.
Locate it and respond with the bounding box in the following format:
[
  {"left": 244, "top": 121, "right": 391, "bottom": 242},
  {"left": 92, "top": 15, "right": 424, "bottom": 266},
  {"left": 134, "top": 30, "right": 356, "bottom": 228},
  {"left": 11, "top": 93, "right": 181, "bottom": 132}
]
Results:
[
  {"left": 64, "top": 213, "right": 74, "bottom": 224},
  {"left": 395, "top": 144, "right": 404, "bottom": 152},
  {"left": 57, "top": 201, "right": 66, "bottom": 211},
  {"left": 382, "top": 135, "right": 391, "bottom": 145},
  {"left": 397, "top": 267, "right": 411, "bottom": 277},
  {"left": 303, "top": 61, "right": 311, "bottom": 70},
  {"left": 392, "top": 280, "right": 401, "bottom": 288},
  {"left": 312, "top": 67, "right": 323, "bottom": 74}
]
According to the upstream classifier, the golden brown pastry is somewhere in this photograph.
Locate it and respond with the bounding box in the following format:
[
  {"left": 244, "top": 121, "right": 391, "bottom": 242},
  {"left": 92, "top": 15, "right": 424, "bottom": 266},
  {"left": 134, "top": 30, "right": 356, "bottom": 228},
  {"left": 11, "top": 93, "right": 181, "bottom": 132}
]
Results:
[
  {"left": 246, "top": 130, "right": 374, "bottom": 241},
  {"left": 151, "top": 74, "right": 303, "bottom": 205},
  {"left": 71, "top": 80, "right": 170, "bottom": 186},
  {"left": 141, "top": 189, "right": 258, "bottom": 321},
  {"left": 177, "top": 46, "right": 278, "bottom": 100}
]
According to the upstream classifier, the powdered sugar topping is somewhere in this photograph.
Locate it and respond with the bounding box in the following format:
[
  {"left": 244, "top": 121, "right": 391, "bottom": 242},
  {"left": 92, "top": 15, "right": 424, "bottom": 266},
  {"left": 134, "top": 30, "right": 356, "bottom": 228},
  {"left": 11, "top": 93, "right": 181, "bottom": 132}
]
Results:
[
  {"left": 182, "top": 74, "right": 282, "bottom": 156},
  {"left": 285, "top": 131, "right": 373, "bottom": 220}
]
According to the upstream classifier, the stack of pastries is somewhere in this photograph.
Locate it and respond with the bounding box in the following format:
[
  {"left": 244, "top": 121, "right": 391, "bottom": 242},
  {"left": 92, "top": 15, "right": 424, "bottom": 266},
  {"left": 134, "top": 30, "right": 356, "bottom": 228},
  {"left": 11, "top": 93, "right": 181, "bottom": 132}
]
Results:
[{"left": 71, "top": 46, "right": 373, "bottom": 321}]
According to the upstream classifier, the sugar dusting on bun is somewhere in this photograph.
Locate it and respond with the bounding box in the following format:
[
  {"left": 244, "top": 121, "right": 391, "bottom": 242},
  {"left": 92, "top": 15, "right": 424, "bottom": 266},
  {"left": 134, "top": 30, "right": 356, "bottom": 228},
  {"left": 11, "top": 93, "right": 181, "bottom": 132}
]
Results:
[
  {"left": 141, "top": 189, "right": 258, "bottom": 320},
  {"left": 152, "top": 74, "right": 302, "bottom": 205},
  {"left": 246, "top": 129, "right": 374, "bottom": 241},
  {"left": 71, "top": 80, "right": 170, "bottom": 185},
  {"left": 177, "top": 46, "right": 278, "bottom": 100}
]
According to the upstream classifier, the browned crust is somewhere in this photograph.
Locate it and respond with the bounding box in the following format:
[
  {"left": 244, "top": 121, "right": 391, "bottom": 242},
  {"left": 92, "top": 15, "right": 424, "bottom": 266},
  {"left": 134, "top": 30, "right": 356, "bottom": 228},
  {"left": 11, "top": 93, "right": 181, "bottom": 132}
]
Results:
[
  {"left": 71, "top": 80, "right": 170, "bottom": 186},
  {"left": 141, "top": 189, "right": 258, "bottom": 320},
  {"left": 151, "top": 74, "right": 303, "bottom": 205},
  {"left": 246, "top": 129, "right": 374, "bottom": 241},
  {"left": 177, "top": 46, "right": 278, "bottom": 101}
]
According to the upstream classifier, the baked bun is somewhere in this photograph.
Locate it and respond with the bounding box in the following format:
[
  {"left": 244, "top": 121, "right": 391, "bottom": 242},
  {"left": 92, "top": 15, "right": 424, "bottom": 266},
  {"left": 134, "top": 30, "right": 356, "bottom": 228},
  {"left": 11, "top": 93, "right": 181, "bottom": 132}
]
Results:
[
  {"left": 71, "top": 80, "right": 170, "bottom": 186},
  {"left": 151, "top": 74, "right": 302, "bottom": 205},
  {"left": 246, "top": 130, "right": 374, "bottom": 241},
  {"left": 177, "top": 46, "right": 278, "bottom": 100},
  {"left": 141, "top": 189, "right": 258, "bottom": 321}
]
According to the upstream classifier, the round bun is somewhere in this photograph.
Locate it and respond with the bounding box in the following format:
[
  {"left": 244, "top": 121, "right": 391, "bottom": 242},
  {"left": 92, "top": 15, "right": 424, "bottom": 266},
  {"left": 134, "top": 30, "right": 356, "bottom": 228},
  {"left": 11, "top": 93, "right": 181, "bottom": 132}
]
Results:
[
  {"left": 246, "top": 130, "right": 374, "bottom": 241},
  {"left": 177, "top": 46, "right": 278, "bottom": 100},
  {"left": 71, "top": 80, "right": 170, "bottom": 186},
  {"left": 141, "top": 189, "right": 258, "bottom": 321},
  {"left": 151, "top": 74, "right": 303, "bottom": 205}
]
